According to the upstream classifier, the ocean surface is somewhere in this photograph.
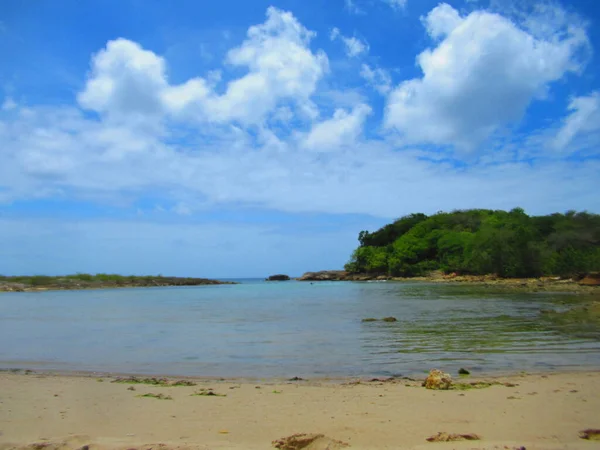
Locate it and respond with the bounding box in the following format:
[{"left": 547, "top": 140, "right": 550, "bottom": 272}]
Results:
[{"left": 1, "top": 279, "right": 599, "bottom": 378}]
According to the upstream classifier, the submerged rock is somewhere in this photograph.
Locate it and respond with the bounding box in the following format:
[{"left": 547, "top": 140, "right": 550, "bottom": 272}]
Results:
[
  {"left": 382, "top": 317, "right": 397, "bottom": 322},
  {"left": 423, "top": 369, "right": 453, "bottom": 390}
]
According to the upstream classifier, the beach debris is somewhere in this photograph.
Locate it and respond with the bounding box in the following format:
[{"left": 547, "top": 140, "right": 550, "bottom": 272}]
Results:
[
  {"left": 579, "top": 429, "right": 600, "bottom": 440},
  {"left": 423, "top": 369, "right": 453, "bottom": 390},
  {"left": 458, "top": 368, "right": 470, "bottom": 375},
  {"left": 112, "top": 376, "right": 196, "bottom": 387},
  {"left": 369, "top": 377, "right": 398, "bottom": 383},
  {"left": 127, "top": 386, "right": 136, "bottom": 391},
  {"left": 289, "top": 376, "right": 304, "bottom": 381},
  {"left": 137, "top": 393, "right": 173, "bottom": 400},
  {"left": 191, "top": 389, "right": 226, "bottom": 397},
  {"left": 218, "top": 430, "right": 229, "bottom": 434},
  {"left": 361, "top": 317, "right": 398, "bottom": 323},
  {"left": 426, "top": 432, "right": 481, "bottom": 442},
  {"left": 272, "top": 433, "right": 349, "bottom": 450}
]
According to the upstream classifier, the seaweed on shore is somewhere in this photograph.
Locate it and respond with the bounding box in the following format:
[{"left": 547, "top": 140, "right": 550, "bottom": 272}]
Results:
[
  {"left": 137, "top": 393, "right": 173, "bottom": 400},
  {"left": 112, "top": 376, "right": 196, "bottom": 387},
  {"left": 191, "top": 389, "right": 226, "bottom": 397}
]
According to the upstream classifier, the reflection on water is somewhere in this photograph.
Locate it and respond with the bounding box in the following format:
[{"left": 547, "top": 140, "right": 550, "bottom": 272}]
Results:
[{"left": 1, "top": 280, "right": 599, "bottom": 377}]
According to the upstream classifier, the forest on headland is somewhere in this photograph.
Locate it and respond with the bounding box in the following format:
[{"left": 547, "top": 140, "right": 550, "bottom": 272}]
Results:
[{"left": 344, "top": 209, "right": 600, "bottom": 278}]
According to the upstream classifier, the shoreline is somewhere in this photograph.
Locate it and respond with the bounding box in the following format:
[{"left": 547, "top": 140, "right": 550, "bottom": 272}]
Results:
[
  {"left": 2, "top": 365, "right": 600, "bottom": 384},
  {"left": 297, "top": 271, "right": 600, "bottom": 294},
  {"left": 2, "top": 369, "right": 599, "bottom": 449},
  {"left": 2, "top": 277, "right": 599, "bottom": 294}
]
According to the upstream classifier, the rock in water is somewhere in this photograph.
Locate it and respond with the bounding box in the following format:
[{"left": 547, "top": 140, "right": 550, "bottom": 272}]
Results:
[
  {"left": 423, "top": 369, "right": 453, "bottom": 390},
  {"left": 297, "top": 271, "right": 348, "bottom": 281},
  {"left": 267, "top": 274, "right": 291, "bottom": 281},
  {"left": 458, "top": 368, "right": 471, "bottom": 375}
]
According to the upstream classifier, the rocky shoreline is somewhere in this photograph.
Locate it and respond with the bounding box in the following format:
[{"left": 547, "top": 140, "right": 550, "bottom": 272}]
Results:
[
  {"left": 0, "top": 275, "right": 237, "bottom": 292},
  {"left": 296, "top": 270, "right": 600, "bottom": 294}
]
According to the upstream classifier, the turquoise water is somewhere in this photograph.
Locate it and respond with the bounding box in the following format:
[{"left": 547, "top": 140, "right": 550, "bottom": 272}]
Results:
[{"left": 1, "top": 280, "right": 599, "bottom": 377}]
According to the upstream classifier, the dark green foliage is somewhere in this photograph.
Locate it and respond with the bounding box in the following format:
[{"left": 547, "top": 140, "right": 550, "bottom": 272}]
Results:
[{"left": 345, "top": 209, "right": 600, "bottom": 278}]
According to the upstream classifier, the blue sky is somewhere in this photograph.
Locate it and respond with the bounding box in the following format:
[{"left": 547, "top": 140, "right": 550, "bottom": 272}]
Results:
[{"left": 1, "top": 0, "right": 599, "bottom": 277}]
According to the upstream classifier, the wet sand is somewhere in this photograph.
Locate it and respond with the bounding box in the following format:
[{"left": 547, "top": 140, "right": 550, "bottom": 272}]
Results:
[{"left": 1, "top": 371, "right": 599, "bottom": 449}]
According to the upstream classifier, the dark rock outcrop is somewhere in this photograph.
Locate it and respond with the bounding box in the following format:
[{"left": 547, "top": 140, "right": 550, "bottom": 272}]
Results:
[
  {"left": 266, "top": 274, "right": 291, "bottom": 281},
  {"left": 297, "top": 271, "right": 349, "bottom": 281},
  {"left": 579, "top": 272, "right": 600, "bottom": 286},
  {"left": 297, "top": 270, "right": 391, "bottom": 281}
]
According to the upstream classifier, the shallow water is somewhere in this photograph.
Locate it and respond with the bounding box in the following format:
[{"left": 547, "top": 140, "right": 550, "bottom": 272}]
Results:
[{"left": 1, "top": 280, "right": 599, "bottom": 377}]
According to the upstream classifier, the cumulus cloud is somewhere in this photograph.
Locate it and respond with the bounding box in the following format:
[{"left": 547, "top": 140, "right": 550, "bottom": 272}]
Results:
[
  {"left": 301, "top": 104, "right": 372, "bottom": 151},
  {"left": 554, "top": 91, "right": 600, "bottom": 150},
  {"left": 330, "top": 27, "right": 369, "bottom": 58},
  {"left": 78, "top": 7, "right": 328, "bottom": 126},
  {"left": 0, "top": 4, "right": 598, "bottom": 222},
  {"left": 385, "top": 3, "right": 590, "bottom": 150}
]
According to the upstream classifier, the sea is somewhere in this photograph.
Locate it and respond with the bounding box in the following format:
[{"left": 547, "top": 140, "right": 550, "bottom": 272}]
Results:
[{"left": 1, "top": 279, "right": 599, "bottom": 378}]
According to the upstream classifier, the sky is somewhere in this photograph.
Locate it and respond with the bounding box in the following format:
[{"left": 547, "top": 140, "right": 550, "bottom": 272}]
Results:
[{"left": 1, "top": 0, "right": 599, "bottom": 277}]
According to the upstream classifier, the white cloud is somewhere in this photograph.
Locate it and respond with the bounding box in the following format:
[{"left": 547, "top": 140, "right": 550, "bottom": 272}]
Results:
[
  {"left": 360, "top": 64, "right": 391, "bottom": 94},
  {"left": 423, "top": 2, "right": 462, "bottom": 39},
  {"left": 0, "top": 4, "right": 598, "bottom": 225},
  {"left": 385, "top": 3, "right": 590, "bottom": 150},
  {"left": 330, "top": 27, "right": 369, "bottom": 58},
  {"left": 342, "top": 36, "right": 369, "bottom": 58},
  {"left": 301, "top": 104, "right": 372, "bottom": 151},
  {"left": 383, "top": 0, "right": 407, "bottom": 10},
  {"left": 330, "top": 27, "right": 340, "bottom": 41},
  {"left": 554, "top": 91, "right": 600, "bottom": 150},
  {"left": 78, "top": 7, "right": 328, "bottom": 126},
  {"left": 2, "top": 100, "right": 598, "bottom": 218}
]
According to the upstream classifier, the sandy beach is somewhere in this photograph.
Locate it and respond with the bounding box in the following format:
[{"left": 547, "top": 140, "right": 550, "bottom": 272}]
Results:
[{"left": 1, "top": 371, "right": 599, "bottom": 450}]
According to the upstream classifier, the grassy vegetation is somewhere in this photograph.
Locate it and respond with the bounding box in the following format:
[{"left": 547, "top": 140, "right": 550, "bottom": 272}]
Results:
[{"left": 0, "top": 273, "right": 234, "bottom": 290}]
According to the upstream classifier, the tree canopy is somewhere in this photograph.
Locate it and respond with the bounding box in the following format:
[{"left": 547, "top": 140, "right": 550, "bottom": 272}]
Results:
[{"left": 345, "top": 209, "right": 600, "bottom": 278}]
